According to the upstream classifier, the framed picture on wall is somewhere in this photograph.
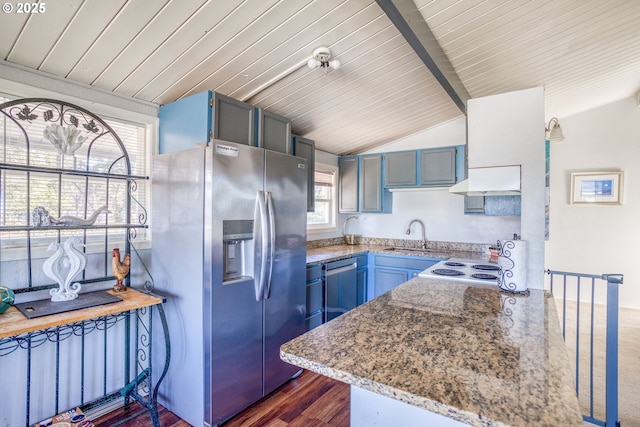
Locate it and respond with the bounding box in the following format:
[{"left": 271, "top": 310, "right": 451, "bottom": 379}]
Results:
[{"left": 570, "top": 171, "right": 623, "bottom": 205}]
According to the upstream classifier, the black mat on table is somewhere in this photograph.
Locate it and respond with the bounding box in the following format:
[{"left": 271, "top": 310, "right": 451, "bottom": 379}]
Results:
[{"left": 15, "top": 290, "right": 123, "bottom": 319}]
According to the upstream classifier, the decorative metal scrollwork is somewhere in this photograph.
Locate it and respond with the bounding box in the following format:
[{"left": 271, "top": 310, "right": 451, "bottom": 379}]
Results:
[{"left": 0, "top": 312, "right": 128, "bottom": 356}]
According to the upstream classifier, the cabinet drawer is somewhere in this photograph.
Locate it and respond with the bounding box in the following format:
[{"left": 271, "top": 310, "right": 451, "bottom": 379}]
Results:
[
  {"left": 306, "top": 280, "right": 323, "bottom": 313},
  {"left": 306, "top": 311, "right": 323, "bottom": 331},
  {"left": 306, "top": 264, "right": 322, "bottom": 282},
  {"left": 373, "top": 255, "right": 438, "bottom": 271}
]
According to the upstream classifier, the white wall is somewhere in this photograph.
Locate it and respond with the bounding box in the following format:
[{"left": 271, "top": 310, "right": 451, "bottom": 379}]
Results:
[
  {"left": 545, "top": 96, "right": 640, "bottom": 309},
  {"left": 371, "top": 116, "right": 467, "bottom": 151},
  {"left": 467, "top": 87, "right": 546, "bottom": 290},
  {"left": 350, "top": 189, "right": 520, "bottom": 244}
]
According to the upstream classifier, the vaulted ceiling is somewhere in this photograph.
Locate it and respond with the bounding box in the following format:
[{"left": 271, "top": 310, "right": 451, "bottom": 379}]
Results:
[{"left": 1, "top": 0, "right": 639, "bottom": 155}]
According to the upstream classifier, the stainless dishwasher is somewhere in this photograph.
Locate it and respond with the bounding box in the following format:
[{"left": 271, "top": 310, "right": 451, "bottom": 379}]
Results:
[{"left": 324, "top": 258, "right": 358, "bottom": 322}]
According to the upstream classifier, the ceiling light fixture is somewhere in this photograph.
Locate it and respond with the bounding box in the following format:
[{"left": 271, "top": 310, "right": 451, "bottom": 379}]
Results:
[
  {"left": 307, "top": 47, "right": 340, "bottom": 71},
  {"left": 545, "top": 117, "right": 565, "bottom": 141}
]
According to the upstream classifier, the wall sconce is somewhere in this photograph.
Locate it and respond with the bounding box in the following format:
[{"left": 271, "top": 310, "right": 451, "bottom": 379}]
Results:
[
  {"left": 307, "top": 47, "right": 340, "bottom": 71},
  {"left": 545, "top": 117, "right": 565, "bottom": 141}
]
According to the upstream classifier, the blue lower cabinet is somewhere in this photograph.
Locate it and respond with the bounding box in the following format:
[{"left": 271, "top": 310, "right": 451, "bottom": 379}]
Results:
[
  {"left": 306, "top": 255, "right": 368, "bottom": 329},
  {"left": 306, "top": 311, "right": 323, "bottom": 331},
  {"left": 305, "top": 264, "right": 324, "bottom": 331},
  {"left": 356, "top": 254, "right": 368, "bottom": 306},
  {"left": 308, "top": 253, "right": 441, "bottom": 326},
  {"left": 306, "top": 279, "right": 323, "bottom": 314},
  {"left": 374, "top": 268, "right": 409, "bottom": 298},
  {"left": 370, "top": 254, "right": 440, "bottom": 298},
  {"left": 357, "top": 267, "right": 367, "bottom": 306}
]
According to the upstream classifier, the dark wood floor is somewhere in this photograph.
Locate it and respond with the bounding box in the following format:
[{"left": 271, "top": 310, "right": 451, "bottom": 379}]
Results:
[{"left": 93, "top": 370, "right": 349, "bottom": 427}]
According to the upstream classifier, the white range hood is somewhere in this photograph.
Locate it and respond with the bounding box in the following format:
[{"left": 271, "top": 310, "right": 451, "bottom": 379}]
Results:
[{"left": 449, "top": 165, "right": 521, "bottom": 196}]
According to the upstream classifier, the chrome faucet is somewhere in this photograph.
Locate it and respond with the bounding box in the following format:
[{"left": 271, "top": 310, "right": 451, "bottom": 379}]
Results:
[
  {"left": 342, "top": 215, "right": 358, "bottom": 236},
  {"left": 406, "top": 219, "right": 426, "bottom": 249}
]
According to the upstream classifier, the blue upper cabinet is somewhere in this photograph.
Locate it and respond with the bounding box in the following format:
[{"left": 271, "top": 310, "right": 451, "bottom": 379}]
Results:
[
  {"left": 360, "top": 154, "right": 391, "bottom": 213},
  {"left": 293, "top": 135, "right": 315, "bottom": 212},
  {"left": 384, "top": 151, "right": 417, "bottom": 186},
  {"left": 420, "top": 146, "right": 457, "bottom": 185},
  {"left": 258, "top": 109, "right": 292, "bottom": 154},
  {"left": 158, "top": 91, "right": 256, "bottom": 154},
  {"left": 382, "top": 145, "right": 465, "bottom": 188},
  {"left": 338, "top": 156, "right": 359, "bottom": 213},
  {"left": 338, "top": 154, "right": 392, "bottom": 214}
]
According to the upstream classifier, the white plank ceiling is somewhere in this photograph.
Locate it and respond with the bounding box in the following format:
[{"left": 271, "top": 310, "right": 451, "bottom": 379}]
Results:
[{"left": 1, "top": 0, "right": 639, "bottom": 155}]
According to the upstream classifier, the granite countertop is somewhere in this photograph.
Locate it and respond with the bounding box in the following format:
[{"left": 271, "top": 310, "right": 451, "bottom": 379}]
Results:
[
  {"left": 306, "top": 243, "right": 485, "bottom": 265},
  {"left": 281, "top": 277, "right": 583, "bottom": 427}
]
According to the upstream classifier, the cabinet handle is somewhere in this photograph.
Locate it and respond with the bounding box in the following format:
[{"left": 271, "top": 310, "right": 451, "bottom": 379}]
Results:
[{"left": 326, "top": 263, "right": 357, "bottom": 276}]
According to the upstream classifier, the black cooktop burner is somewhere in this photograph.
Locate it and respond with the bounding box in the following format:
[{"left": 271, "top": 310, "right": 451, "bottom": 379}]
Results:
[
  {"left": 471, "top": 273, "right": 498, "bottom": 280},
  {"left": 432, "top": 268, "right": 465, "bottom": 276},
  {"left": 472, "top": 264, "right": 500, "bottom": 271},
  {"left": 444, "top": 261, "right": 465, "bottom": 267}
]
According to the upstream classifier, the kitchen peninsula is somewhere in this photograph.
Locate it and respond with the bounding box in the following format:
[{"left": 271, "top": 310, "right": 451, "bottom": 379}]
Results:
[{"left": 281, "top": 276, "right": 583, "bottom": 427}]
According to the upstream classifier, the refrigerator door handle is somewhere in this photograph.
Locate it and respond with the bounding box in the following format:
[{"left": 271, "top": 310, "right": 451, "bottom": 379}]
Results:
[
  {"left": 255, "top": 191, "right": 269, "bottom": 302},
  {"left": 264, "top": 191, "right": 275, "bottom": 299}
]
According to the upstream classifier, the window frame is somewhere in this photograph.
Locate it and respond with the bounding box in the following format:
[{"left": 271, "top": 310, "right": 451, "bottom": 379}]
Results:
[
  {"left": 0, "top": 91, "right": 155, "bottom": 260},
  {"left": 307, "top": 163, "right": 338, "bottom": 233}
]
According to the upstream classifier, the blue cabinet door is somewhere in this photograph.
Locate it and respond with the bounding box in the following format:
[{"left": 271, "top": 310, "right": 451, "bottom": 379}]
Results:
[
  {"left": 159, "top": 91, "right": 256, "bottom": 154},
  {"left": 360, "top": 154, "right": 383, "bottom": 212},
  {"left": 306, "top": 312, "right": 323, "bottom": 331},
  {"left": 357, "top": 267, "right": 367, "bottom": 306},
  {"left": 293, "top": 135, "right": 315, "bottom": 212},
  {"left": 372, "top": 254, "right": 440, "bottom": 298},
  {"left": 420, "top": 147, "right": 457, "bottom": 185},
  {"left": 213, "top": 93, "right": 256, "bottom": 146},
  {"left": 385, "top": 150, "right": 417, "bottom": 186},
  {"left": 258, "top": 109, "right": 292, "bottom": 154},
  {"left": 374, "top": 268, "right": 408, "bottom": 297},
  {"left": 338, "top": 156, "right": 359, "bottom": 213},
  {"left": 159, "top": 91, "right": 212, "bottom": 154},
  {"left": 306, "top": 279, "right": 323, "bottom": 314}
]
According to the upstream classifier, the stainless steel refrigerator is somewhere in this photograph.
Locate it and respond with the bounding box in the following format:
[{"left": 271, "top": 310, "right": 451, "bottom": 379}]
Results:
[{"left": 151, "top": 140, "right": 307, "bottom": 427}]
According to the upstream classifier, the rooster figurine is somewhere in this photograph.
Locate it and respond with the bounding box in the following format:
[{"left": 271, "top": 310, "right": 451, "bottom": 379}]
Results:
[{"left": 111, "top": 248, "right": 131, "bottom": 292}]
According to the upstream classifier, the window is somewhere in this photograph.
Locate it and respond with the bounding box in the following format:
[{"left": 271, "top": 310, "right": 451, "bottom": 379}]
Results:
[
  {"left": 307, "top": 165, "right": 337, "bottom": 231},
  {"left": 0, "top": 95, "right": 151, "bottom": 259}
]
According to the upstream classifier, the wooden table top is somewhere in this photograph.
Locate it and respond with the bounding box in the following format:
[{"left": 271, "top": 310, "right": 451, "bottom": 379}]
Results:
[{"left": 0, "top": 289, "right": 164, "bottom": 339}]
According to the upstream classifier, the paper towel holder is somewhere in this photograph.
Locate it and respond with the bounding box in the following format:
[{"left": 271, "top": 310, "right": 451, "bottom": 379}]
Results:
[{"left": 497, "top": 239, "right": 530, "bottom": 295}]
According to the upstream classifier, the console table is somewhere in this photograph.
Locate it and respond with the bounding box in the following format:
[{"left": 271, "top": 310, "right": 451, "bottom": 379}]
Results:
[
  {"left": 0, "top": 289, "right": 170, "bottom": 427},
  {"left": 0, "top": 98, "right": 169, "bottom": 427}
]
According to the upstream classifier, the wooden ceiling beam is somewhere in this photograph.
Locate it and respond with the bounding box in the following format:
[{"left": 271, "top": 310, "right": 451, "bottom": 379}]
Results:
[{"left": 375, "top": 0, "right": 469, "bottom": 114}]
